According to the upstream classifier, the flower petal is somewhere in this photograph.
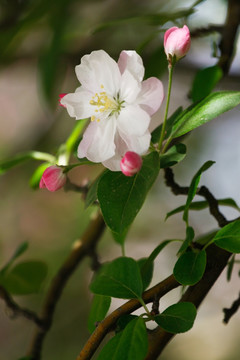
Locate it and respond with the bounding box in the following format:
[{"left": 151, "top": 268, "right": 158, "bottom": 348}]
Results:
[
  {"left": 117, "top": 105, "right": 150, "bottom": 136},
  {"left": 119, "top": 70, "right": 141, "bottom": 104},
  {"left": 78, "top": 116, "right": 117, "bottom": 162},
  {"left": 102, "top": 154, "right": 122, "bottom": 171},
  {"left": 137, "top": 77, "right": 164, "bottom": 115},
  {"left": 75, "top": 50, "right": 121, "bottom": 97},
  {"left": 61, "top": 87, "right": 94, "bottom": 120},
  {"left": 118, "top": 50, "right": 145, "bottom": 81},
  {"left": 119, "top": 130, "right": 151, "bottom": 155}
]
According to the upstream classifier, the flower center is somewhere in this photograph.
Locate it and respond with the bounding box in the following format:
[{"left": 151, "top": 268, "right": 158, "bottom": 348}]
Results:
[{"left": 89, "top": 85, "right": 123, "bottom": 122}]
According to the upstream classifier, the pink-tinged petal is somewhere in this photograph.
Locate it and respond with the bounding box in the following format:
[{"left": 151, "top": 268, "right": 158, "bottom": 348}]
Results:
[
  {"left": 78, "top": 115, "right": 117, "bottom": 163},
  {"left": 102, "top": 154, "right": 122, "bottom": 171},
  {"left": 61, "top": 87, "right": 94, "bottom": 120},
  {"left": 119, "top": 70, "right": 141, "bottom": 104},
  {"left": 117, "top": 105, "right": 150, "bottom": 136},
  {"left": 39, "top": 166, "right": 66, "bottom": 192},
  {"left": 118, "top": 50, "right": 145, "bottom": 81},
  {"left": 75, "top": 50, "right": 121, "bottom": 97},
  {"left": 120, "top": 151, "right": 142, "bottom": 176},
  {"left": 164, "top": 25, "right": 191, "bottom": 60},
  {"left": 119, "top": 130, "right": 151, "bottom": 155},
  {"left": 137, "top": 77, "right": 164, "bottom": 116},
  {"left": 59, "top": 93, "right": 67, "bottom": 107},
  {"left": 164, "top": 27, "right": 178, "bottom": 48}
]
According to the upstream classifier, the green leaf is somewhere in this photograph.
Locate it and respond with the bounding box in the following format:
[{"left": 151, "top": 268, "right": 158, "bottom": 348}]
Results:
[
  {"left": 173, "top": 250, "right": 206, "bottom": 285},
  {"left": 138, "top": 258, "right": 154, "bottom": 291},
  {"left": 183, "top": 161, "right": 215, "bottom": 224},
  {"left": 0, "top": 261, "right": 48, "bottom": 295},
  {"left": 171, "top": 91, "right": 240, "bottom": 138},
  {"left": 213, "top": 220, "right": 240, "bottom": 253},
  {"left": 97, "top": 317, "right": 148, "bottom": 360},
  {"left": 154, "top": 302, "right": 197, "bottom": 333},
  {"left": 0, "top": 242, "right": 29, "bottom": 275},
  {"left": 151, "top": 107, "right": 183, "bottom": 144},
  {"left": 160, "top": 143, "right": 186, "bottom": 168},
  {"left": 145, "top": 46, "right": 167, "bottom": 79},
  {"left": 90, "top": 257, "right": 143, "bottom": 299},
  {"left": 111, "top": 228, "right": 129, "bottom": 246},
  {"left": 85, "top": 174, "right": 102, "bottom": 209},
  {"left": 177, "top": 226, "right": 195, "bottom": 256},
  {"left": 166, "top": 197, "right": 240, "bottom": 219},
  {"left": 191, "top": 66, "right": 223, "bottom": 103},
  {"left": 29, "top": 163, "right": 50, "bottom": 189},
  {"left": 0, "top": 151, "right": 55, "bottom": 175},
  {"left": 88, "top": 295, "right": 111, "bottom": 333},
  {"left": 98, "top": 152, "right": 159, "bottom": 234},
  {"left": 115, "top": 314, "right": 138, "bottom": 333}
]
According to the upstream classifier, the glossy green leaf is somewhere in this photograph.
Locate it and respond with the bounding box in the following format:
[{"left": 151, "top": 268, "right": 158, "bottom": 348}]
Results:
[
  {"left": 0, "top": 261, "right": 48, "bottom": 295},
  {"left": 151, "top": 107, "right": 183, "bottom": 144},
  {"left": 171, "top": 91, "right": 240, "bottom": 138},
  {"left": 138, "top": 258, "right": 154, "bottom": 291},
  {"left": 85, "top": 173, "right": 104, "bottom": 209},
  {"left": 173, "top": 250, "right": 206, "bottom": 285},
  {"left": 0, "top": 242, "right": 29, "bottom": 275},
  {"left": 177, "top": 226, "right": 195, "bottom": 256},
  {"left": 97, "top": 317, "right": 148, "bottom": 360},
  {"left": 116, "top": 314, "right": 138, "bottom": 333},
  {"left": 183, "top": 161, "right": 215, "bottom": 224},
  {"left": 111, "top": 228, "right": 129, "bottom": 246},
  {"left": 191, "top": 66, "right": 223, "bottom": 102},
  {"left": 88, "top": 295, "right": 111, "bottom": 333},
  {"left": 29, "top": 163, "right": 50, "bottom": 189},
  {"left": 160, "top": 143, "right": 186, "bottom": 168},
  {"left": 90, "top": 257, "right": 143, "bottom": 299},
  {"left": 155, "top": 302, "right": 197, "bottom": 333},
  {"left": 0, "top": 151, "right": 55, "bottom": 175},
  {"left": 166, "top": 197, "right": 240, "bottom": 219},
  {"left": 98, "top": 152, "right": 159, "bottom": 234},
  {"left": 213, "top": 220, "right": 240, "bottom": 253}
]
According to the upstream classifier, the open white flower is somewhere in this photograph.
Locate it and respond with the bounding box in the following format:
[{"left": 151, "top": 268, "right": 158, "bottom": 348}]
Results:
[{"left": 61, "top": 50, "right": 164, "bottom": 171}]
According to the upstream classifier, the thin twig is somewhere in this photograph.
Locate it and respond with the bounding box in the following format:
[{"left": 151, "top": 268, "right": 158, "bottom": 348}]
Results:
[
  {"left": 0, "top": 286, "right": 43, "bottom": 328},
  {"left": 27, "top": 212, "right": 105, "bottom": 360},
  {"left": 223, "top": 292, "right": 240, "bottom": 324},
  {"left": 164, "top": 168, "right": 229, "bottom": 228},
  {"left": 76, "top": 275, "right": 179, "bottom": 360}
]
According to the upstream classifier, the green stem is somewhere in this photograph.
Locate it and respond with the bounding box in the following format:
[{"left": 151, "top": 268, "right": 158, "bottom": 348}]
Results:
[
  {"left": 121, "top": 244, "right": 126, "bottom": 257},
  {"left": 138, "top": 297, "right": 152, "bottom": 318},
  {"left": 158, "top": 65, "right": 174, "bottom": 152}
]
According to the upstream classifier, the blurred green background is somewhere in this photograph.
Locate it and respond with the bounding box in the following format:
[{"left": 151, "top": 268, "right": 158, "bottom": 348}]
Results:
[{"left": 1, "top": 0, "right": 240, "bottom": 359}]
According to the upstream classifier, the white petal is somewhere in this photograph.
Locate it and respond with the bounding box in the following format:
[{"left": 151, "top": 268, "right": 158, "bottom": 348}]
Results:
[
  {"left": 137, "top": 78, "right": 164, "bottom": 116},
  {"left": 61, "top": 87, "right": 94, "bottom": 119},
  {"left": 118, "top": 51, "right": 145, "bottom": 81},
  {"left": 119, "top": 70, "right": 141, "bottom": 104},
  {"left": 102, "top": 154, "right": 122, "bottom": 171},
  {"left": 119, "top": 130, "right": 151, "bottom": 155},
  {"left": 78, "top": 116, "right": 117, "bottom": 163},
  {"left": 117, "top": 105, "right": 150, "bottom": 136},
  {"left": 75, "top": 50, "right": 121, "bottom": 97}
]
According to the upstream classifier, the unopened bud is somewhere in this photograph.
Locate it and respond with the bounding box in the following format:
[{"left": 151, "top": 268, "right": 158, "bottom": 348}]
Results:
[
  {"left": 120, "top": 152, "right": 142, "bottom": 177},
  {"left": 164, "top": 25, "right": 191, "bottom": 64},
  {"left": 39, "top": 165, "right": 67, "bottom": 192},
  {"left": 59, "top": 93, "right": 67, "bottom": 107}
]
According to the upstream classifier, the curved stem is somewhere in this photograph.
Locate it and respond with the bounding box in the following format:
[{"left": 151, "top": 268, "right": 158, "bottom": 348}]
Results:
[{"left": 158, "top": 65, "right": 174, "bottom": 152}]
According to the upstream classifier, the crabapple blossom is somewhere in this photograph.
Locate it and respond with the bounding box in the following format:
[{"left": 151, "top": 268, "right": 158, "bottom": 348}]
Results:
[
  {"left": 61, "top": 50, "right": 164, "bottom": 171},
  {"left": 120, "top": 151, "right": 142, "bottom": 176},
  {"left": 59, "top": 93, "right": 67, "bottom": 107},
  {"left": 164, "top": 25, "right": 191, "bottom": 63},
  {"left": 39, "top": 165, "right": 67, "bottom": 192}
]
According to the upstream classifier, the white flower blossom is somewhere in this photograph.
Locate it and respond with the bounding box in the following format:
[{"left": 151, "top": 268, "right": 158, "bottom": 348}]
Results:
[{"left": 61, "top": 50, "right": 164, "bottom": 171}]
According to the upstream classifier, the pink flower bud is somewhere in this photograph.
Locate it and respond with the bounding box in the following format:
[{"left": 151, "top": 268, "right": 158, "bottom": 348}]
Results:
[
  {"left": 59, "top": 93, "right": 67, "bottom": 107},
  {"left": 39, "top": 165, "right": 67, "bottom": 192},
  {"left": 164, "top": 25, "right": 191, "bottom": 62},
  {"left": 120, "top": 152, "right": 142, "bottom": 177}
]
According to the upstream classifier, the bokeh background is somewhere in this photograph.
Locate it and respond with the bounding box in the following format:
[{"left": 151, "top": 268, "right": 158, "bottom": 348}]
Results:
[{"left": 1, "top": 0, "right": 240, "bottom": 359}]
